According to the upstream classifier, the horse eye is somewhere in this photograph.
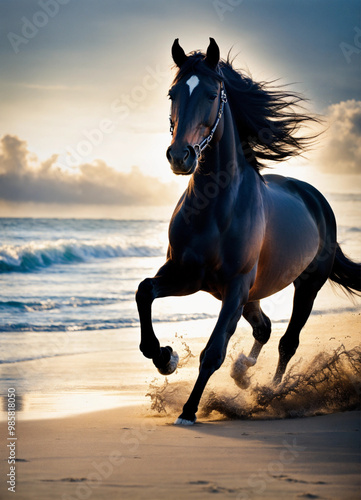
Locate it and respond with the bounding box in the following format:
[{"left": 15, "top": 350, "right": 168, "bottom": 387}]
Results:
[{"left": 209, "top": 93, "right": 218, "bottom": 101}]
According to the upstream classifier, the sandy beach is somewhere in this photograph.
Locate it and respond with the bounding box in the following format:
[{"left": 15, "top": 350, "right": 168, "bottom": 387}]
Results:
[
  {"left": 1, "top": 312, "right": 360, "bottom": 500},
  {"left": 0, "top": 407, "right": 360, "bottom": 500}
]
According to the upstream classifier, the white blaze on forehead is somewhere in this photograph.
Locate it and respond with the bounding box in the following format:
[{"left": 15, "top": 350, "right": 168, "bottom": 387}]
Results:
[{"left": 186, "top": 75, "right": 200, "bottom": 96}]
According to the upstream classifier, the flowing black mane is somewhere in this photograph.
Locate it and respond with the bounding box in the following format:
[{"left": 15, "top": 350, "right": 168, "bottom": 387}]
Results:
[{"left": 172, "top": 52, "right": 320, "bottom": 171}]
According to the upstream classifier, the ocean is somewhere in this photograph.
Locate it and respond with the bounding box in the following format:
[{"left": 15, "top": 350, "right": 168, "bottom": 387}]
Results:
[{"left": 0, "top": 193, "right": 360, "bottom": 420}]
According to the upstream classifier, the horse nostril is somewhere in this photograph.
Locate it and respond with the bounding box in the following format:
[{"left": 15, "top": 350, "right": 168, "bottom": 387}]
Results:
[
  {"left": 166, "top": 146, "right": 172, "bottom": 162},
  {"left": 188, "top": 145, "right": 198, "bottom": 159},
  {"left": 166, "top": 145, "right": 196, "bottom": 174}
]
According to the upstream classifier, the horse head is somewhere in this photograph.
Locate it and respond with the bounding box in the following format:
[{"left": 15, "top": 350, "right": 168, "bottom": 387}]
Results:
[{"left": 166, "top": 38, "right": 226, "bottom": 175}]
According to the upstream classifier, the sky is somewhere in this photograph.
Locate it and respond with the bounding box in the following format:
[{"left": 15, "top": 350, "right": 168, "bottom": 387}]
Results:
[{"left": 0, "top": 0, "right": 360, "bottom": 217}]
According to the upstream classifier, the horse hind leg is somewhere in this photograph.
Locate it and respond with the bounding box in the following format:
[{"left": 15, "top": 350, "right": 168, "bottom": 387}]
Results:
[
  {"left": 231, "top": 300, "right": 271, "bottom": 389},
  {"left": 273, "top": 271, "right": 327, "bottom": 384}
]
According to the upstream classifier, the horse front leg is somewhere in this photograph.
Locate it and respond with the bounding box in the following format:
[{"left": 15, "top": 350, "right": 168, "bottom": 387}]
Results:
[
  {"left": 136, "top": 260, "right": 201, "bottom": 375},
  {"left": 175, "top": 280, "right": 250, "bottom": 425}
]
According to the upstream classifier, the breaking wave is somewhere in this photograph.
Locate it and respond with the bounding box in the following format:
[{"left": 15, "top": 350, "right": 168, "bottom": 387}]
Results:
[
  {"left": 146, "top": 346, "right": 361, "bottom": 420},
  {"left": 0, "top": 239, "right": 163, "bottom": 273}
]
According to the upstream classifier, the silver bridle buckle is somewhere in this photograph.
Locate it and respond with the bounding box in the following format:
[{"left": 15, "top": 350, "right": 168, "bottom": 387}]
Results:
[{"left": 194, "top": 144, "right": 201, "bottom": 158}]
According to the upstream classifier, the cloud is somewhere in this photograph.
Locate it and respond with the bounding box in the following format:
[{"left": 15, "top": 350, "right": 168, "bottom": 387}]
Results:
[
  {"left": 316, "top": 100, "right": 361, "bottom": 175},
  {"left": 0, "top": 135, "right": 178, "bottom": 206}
]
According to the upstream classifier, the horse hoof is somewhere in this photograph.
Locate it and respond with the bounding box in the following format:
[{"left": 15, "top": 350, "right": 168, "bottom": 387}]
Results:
[
  {"left": 232, "top": 374, "right": 251, "bottom": 389},
  {"left": 157, "top": 350, "right": 179, "bottom": 376},
  {"left": 174, "top": 417, "right": 196, "bottom": 426},
  {"left": 230, "top": 353, "right": 256, "bottom": 389}
]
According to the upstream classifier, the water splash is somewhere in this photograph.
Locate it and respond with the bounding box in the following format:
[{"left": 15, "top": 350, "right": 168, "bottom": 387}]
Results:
[
  {"left": 175, "top": 332, "right": 196, "bottom": 369},
  {"left": 146, "top": 346, "right": 361, "bottom": 420}
]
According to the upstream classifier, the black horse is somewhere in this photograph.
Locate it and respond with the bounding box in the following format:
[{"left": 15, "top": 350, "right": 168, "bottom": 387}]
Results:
[{"left": 136, "top": 38, "right": 361, "bottom": 425}]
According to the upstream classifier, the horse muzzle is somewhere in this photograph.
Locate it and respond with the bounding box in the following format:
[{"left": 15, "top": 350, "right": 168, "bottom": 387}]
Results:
[{"left": 166, "top": 145, "right": 198, "bottom": 175}]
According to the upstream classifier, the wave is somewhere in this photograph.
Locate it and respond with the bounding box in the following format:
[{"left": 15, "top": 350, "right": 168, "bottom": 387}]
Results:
[
  {"left": 0, "top": 318, "right": 139, "bottom": 333},
  {"left": 326, "top": 192, "right": 361, "bottom": 202},
  {"left": 0, "top": 239, "right": 163, "bottom": 273},
  {"left": 0, "top": 351, "right": 87, "bottom": 366},
  {"left": 272, "top": 305, "right": 361, "bottom": 324},
  {"left": 0, "top": 312, "right": 216, "bottom": 333},
  {"left": 338, "top": 225, "right": 361, "bottom": 235},
  {"left": 0, "top": 297, "right": 121, "bottom": 312},
  {"left": 344, "top": 226, "right": 361, "bottom": 233}
]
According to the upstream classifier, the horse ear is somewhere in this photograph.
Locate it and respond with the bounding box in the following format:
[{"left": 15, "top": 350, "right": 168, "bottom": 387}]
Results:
[
  {"left": 205, "top": 37, "right": 220, "bottom": 69},
  {"left": 172, "top": 38, "right": 188, "bottom": 68}
]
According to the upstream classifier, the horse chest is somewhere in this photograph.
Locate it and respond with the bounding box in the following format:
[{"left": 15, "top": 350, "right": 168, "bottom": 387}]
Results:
[
  {"left": 169, "top": 220, "right": 220, "bottom": 268},
  {"left": 169, "top": 213, "right": 260, "bottom": 280}
]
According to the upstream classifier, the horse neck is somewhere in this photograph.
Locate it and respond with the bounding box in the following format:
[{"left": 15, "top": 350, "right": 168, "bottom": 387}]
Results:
[{"left": 190, "top": 103, "right": 256, "bottom": 199}]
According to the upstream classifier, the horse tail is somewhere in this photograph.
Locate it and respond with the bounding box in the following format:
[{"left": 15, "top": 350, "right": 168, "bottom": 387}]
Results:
[{"left": 329, "top": 243, "right": 361, "bottom": 296}]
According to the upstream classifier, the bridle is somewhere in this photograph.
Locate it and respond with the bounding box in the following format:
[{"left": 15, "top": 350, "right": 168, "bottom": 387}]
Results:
[{"left": 169, "top": 81, "right": 227, "bottom": 159}]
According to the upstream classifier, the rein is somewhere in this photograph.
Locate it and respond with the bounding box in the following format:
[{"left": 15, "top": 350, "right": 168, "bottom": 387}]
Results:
[{"left": 170, "top": 81, "right": 227, "bottom": 159}]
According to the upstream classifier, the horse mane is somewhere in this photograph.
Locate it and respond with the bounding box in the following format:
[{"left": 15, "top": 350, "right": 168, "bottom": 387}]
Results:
[{"left": 172, "top": 52, "right": 321, "bottom": 171}]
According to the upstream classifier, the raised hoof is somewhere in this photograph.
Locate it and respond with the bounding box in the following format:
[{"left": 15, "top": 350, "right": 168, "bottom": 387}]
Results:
[
  {"left": 231, "top": 353, "right": 256, "bottom": 390},
  {"left": 233, "top": 374, "right": 251, "bottom": 390},
  {"left": 174, "top": 417, "right": 196, "bottom": 426},
  {"left": 155, "top": 346, "right": 179, "bottom": 376}
]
